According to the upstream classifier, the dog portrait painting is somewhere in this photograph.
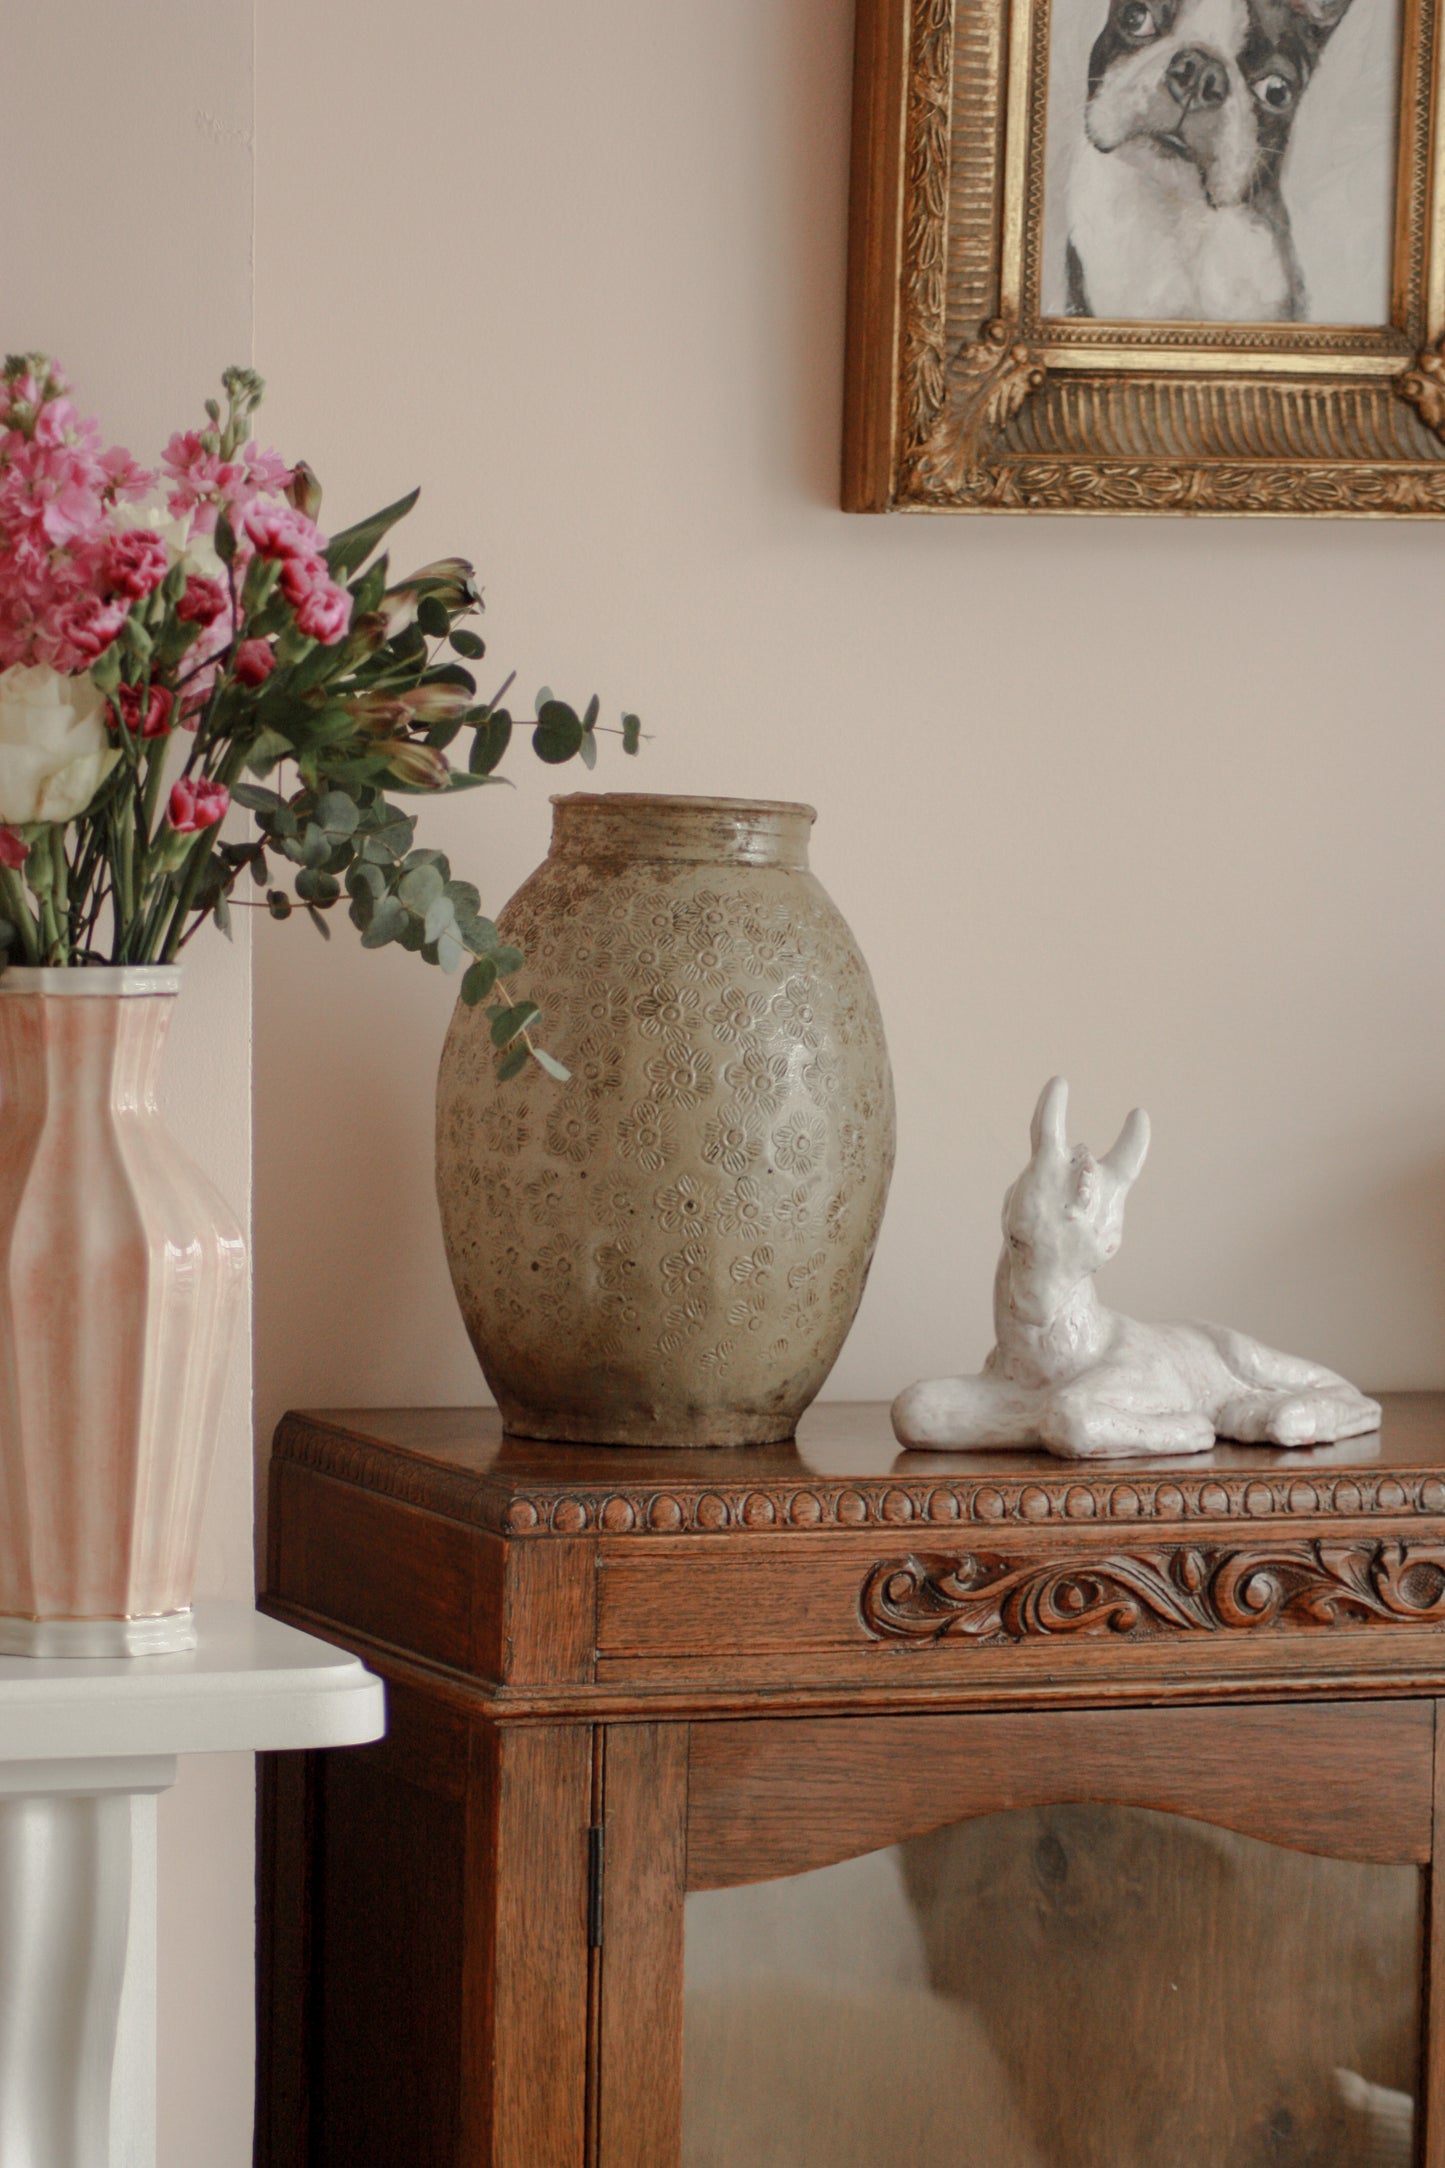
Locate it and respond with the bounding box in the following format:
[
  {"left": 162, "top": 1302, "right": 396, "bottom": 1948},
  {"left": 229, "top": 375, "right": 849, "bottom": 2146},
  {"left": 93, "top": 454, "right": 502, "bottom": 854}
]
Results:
[
  {"left": 843, "top": 0, "right": 1445, "bottom": 518},
  {"left": 1041, "top": 0, "right": 1403, "bottom": 319}
]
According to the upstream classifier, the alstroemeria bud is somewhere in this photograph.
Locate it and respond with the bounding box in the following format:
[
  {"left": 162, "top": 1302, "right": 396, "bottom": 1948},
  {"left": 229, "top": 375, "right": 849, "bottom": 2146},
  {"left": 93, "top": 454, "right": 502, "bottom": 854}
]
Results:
[
  {"left": 285, "top": 460, "right": 323, "bottom": 521},
  {"left": 399, "top": 684, "right": 474, "bottom": 724},
  {"left": 380, "top": 558, "right": 481, "bottom": 634},
  {"left": 384, "top": 740, "right": 450, "bottom": 789}
]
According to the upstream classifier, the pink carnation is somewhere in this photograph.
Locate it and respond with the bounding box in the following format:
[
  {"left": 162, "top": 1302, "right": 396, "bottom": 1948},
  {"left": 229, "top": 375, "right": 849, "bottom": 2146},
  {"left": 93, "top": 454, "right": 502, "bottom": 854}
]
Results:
[
  {"left": 244, "top": 500, "right": 324, "bottom": 561},
  {"left": 176, "top": 575, "right": 227, "bottom": 626},
  {"left": 232, "top": 638, "right": 275, "bottom": 686},
  {"left": 281, "top": 555, "right": 350, "bottom": 645},
  {"left": 49, "top": 593, "right": 125, "bottom": 669},
  {"left": 102, "top": 529, "right": 169, "bottom": 602},
  {"left": 111, "top": 684, "right": 174, "bottom": 739},
  {"left": 167, "top": 777, "right": 229, "bottom": 833}
]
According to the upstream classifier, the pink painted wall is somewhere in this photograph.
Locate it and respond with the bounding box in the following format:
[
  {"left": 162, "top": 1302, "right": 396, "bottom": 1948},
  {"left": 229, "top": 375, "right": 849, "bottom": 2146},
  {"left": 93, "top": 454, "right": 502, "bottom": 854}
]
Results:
[
  {"left": 0, "top": 5, "right": 257, "bottom": 2161},
  {"left": 252, "top": 0, "right": 1445, "bottom": 1491}
]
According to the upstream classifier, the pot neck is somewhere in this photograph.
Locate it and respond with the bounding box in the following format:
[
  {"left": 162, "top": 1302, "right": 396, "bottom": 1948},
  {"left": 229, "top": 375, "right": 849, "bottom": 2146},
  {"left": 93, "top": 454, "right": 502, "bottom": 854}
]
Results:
[{"left": 548, "top": 793, "right": 816, "bottom": 870}]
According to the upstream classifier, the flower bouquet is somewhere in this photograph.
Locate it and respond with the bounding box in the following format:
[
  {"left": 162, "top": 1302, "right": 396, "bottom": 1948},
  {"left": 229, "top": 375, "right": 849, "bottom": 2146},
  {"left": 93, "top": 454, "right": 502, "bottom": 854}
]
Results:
[
  {"left": 0, "top": 353, "right": 637, "bottom": 1071},
  {"left": 0, "top": 354, "right": 636, "bottom": 1653}
]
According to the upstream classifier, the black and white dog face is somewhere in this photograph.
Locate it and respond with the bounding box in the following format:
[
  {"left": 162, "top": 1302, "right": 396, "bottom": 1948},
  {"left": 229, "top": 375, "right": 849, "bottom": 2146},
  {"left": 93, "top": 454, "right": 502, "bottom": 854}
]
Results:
[
  {"left": 1064, "top": 0, "right": 1356, "bottom": 318},
  {"left": 1084, "top": 0, "right": 1351, "bottom": 210}
]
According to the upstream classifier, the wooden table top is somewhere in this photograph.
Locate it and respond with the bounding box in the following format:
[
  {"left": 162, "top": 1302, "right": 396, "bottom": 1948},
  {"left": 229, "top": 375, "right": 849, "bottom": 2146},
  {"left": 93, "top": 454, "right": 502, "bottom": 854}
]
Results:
[{"left": 275, "top": 1391, "right": 1445, "bottom": 1541}]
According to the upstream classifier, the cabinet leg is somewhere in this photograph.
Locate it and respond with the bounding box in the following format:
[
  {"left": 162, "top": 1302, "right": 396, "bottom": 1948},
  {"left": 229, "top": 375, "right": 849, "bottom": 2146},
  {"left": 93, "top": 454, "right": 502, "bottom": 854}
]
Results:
[{"left": 597, "top": 1725, "right": 689, "bottom": 2167}]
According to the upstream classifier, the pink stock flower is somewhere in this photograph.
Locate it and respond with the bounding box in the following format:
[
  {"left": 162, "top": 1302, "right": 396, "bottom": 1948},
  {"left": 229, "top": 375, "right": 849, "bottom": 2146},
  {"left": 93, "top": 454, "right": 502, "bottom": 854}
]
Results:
[
  {"left": 0, "top": 827, "right": 28, "bottom": 870},
  {"left": 97, "top": 445, "right": 153, "bottom": 503},
  {"left": 280, "top": 554, "right": 350, "bottom": 644},
  {"left": 167, "top": 777, "right": 229, "bottom": 833},
  {"left": 111, "top": 684, "right": 174, "bottom": 739},
  {"left": 232, "top": 638, "right": 275, "bottom": 686},
  {"left": 102, "top": 529, "right": 169, "bottom": 601},
  {"left": 164, "top": 430, "right": 294, "bottom": 534},
  {"left": 176, "top": 575, "right": 227, "bottom": 627}
]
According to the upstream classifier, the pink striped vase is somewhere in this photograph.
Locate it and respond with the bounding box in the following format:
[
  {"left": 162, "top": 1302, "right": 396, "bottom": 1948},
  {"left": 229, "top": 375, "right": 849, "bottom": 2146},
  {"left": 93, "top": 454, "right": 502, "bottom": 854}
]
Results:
[{"left": 0, "top": 968, "right": 246, "bottom": 1655}]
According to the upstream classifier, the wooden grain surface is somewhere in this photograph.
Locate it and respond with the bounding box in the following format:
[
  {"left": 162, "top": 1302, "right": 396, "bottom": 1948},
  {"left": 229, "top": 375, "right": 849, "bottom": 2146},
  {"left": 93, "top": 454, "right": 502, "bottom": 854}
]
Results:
[
  {"left": 842, "top": 0, "right": 909, "bottom": 510},
  {"left": 597, "top": 1725, "right": 690, "bottom": 2165},
  {"left": 467, "top": 1723, "right": 592, "bottom": 2167},
  {"left": 686, "top": 1701, "right": 1436, "bottom": 1889},
  {"left": 1426, "top": 1700, "right": 1445, "bottom": 2168}
]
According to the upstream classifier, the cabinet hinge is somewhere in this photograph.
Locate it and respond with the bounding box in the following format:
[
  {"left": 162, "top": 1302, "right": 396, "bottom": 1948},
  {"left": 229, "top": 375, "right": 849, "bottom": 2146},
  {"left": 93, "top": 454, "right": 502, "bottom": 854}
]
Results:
[{"left": 587, "top": 1824, "right": 605, "bottom": 1950}]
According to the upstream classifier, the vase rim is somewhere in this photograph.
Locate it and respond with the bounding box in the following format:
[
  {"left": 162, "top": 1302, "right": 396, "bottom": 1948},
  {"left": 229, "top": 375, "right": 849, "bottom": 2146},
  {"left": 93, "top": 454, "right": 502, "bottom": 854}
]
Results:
[
  {"left": 548, "top": 793, "right": 817, "bottom": 871},
  {"left": 550, "top": 792, "right": 818, "bottom": 821},
  {"left": 0, "top": 966, "right": 182, "bottom": 998}
]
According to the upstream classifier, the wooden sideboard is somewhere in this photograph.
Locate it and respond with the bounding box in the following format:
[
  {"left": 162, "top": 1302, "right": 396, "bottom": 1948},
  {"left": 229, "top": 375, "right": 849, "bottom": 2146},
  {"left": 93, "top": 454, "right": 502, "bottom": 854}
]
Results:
[{"left": 257, "top": 1393, "right": 1445, "bottom": 2167}]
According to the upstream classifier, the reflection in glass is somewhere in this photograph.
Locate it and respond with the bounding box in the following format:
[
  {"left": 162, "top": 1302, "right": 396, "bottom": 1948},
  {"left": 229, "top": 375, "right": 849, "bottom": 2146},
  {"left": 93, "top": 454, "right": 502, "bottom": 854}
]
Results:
[{"left": 683, "top": 1807, "right": 1419, "bottom": 2168}]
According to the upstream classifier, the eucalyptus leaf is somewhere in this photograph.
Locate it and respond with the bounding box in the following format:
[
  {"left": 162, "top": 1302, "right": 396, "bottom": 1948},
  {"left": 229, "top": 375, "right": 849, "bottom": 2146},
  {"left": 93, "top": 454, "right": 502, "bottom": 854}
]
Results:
[
  {"left": 490, "top": 1000, "right": 541, "bottom": 1048},
  {"left": 315, "top": 791, "right": 360, "bottom": 836},
  {"left": 622, "top": 712, "right": 641, "bottom": 755},
  {"left": 360, "top": 896, "right": 406, "bottom": 948},
  {"left": 450, "top": 628, "right": 485, "bottom": 659},
  {"left": 231, "top": 783, "right": 288, "bottom": 815},
  {"left": 531, "top": 1047, "right": 571, "bottom": 1083},
  {"left": 423, "top": 894, "right": 457, "bottom": 946},
  {"left": 496, "top": 1042, "right": 530, "bottom": 1082},
  {"left": 398, "top": 862, "right": 444, "bottom": 912},
  {"left": 469, "top": 714, "right": 512, "bottom": 775},
  {"left": 461, "top": 956, "right": 498, "bottom": 1005},
  {"left": 532, "top": 700, "right": 583, "bottom": 764}
]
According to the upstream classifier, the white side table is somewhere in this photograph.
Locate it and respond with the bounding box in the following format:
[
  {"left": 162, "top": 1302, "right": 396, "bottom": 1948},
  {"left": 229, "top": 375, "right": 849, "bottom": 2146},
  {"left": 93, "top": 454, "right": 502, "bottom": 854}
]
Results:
[{"left": 0, "top": 1602, "right": 383, "bottom": 2168}]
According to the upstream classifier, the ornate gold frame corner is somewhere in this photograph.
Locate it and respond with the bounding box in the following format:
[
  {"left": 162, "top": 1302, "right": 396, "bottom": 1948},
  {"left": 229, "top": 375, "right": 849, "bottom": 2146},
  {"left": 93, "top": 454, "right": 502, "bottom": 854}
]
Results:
[{"left": 842, "top": 0, "right": 1445, "bottom": 515}]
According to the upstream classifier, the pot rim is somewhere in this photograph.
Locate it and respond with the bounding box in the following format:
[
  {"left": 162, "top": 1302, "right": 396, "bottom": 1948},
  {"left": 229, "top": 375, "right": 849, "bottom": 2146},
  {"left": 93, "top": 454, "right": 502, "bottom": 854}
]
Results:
[{"left": 0, "top": 966, "right": 182, "bottom": 998}]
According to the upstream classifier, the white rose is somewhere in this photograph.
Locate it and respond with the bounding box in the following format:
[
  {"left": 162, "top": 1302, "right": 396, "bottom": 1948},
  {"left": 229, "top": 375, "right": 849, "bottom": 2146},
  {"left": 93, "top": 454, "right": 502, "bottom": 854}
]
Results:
[{"left": 0, "top": 664, "right": 120, "bottom": 825}]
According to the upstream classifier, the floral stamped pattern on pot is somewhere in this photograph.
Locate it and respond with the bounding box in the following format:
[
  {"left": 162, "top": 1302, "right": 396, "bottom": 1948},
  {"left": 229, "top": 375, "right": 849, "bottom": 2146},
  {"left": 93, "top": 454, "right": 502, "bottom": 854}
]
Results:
[{"left": 437, "top": 794, "right": 895, "bottom": 1447}]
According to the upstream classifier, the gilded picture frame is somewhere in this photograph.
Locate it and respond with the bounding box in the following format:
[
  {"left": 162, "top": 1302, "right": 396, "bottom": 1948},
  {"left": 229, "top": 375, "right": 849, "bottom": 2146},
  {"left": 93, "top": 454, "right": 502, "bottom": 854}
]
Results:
[{"left": 842, "top": 0, "right": 1445, "bottom": 514}]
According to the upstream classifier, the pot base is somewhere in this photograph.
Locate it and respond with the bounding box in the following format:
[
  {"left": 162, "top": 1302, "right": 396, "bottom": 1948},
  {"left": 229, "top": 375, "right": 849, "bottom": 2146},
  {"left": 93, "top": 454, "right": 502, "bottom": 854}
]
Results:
[
  {"left": 0, "top": 1610, "right": 197, "bottom": 1659},
  {"left": 500, "top": 1411, "right": 798, "bottom": 1448}
]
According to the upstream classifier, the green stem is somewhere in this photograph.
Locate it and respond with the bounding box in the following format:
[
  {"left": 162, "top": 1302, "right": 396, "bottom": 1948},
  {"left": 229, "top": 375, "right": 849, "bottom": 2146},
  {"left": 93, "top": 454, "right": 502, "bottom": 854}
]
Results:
[{"left": 0, "top": 866, "right": 39, "bottom": 966}]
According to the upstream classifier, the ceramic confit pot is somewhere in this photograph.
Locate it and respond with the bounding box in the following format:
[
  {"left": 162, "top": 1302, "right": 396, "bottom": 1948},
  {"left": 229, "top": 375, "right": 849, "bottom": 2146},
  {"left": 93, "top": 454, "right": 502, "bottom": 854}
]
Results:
[
  {"left": 436, "top": 794, "right": 895, "bottom": 1445},
  {"left": 0, "top": 968, "right": 247, "bottom": 1654}
]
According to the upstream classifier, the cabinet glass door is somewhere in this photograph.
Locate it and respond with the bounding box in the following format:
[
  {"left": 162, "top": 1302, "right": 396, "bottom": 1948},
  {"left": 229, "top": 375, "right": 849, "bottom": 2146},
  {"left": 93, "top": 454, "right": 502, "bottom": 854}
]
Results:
[{"left": 682, "top": 1806, "right": 1421, "bottom": 2168}]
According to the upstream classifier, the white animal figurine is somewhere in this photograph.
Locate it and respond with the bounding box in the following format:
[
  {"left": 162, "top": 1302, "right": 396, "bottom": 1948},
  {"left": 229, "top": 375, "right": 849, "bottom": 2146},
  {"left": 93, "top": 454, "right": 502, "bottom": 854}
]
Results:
[{"left": 893, "top": 1078, "right": 1381, "bottom": 1461}]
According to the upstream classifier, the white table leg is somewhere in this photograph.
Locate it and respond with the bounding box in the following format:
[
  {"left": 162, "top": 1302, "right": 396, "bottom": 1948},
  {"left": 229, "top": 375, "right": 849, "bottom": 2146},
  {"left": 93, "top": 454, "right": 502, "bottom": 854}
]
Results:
[{"left": 0, "top": 1759, "right": 174, "bottom": 2168}]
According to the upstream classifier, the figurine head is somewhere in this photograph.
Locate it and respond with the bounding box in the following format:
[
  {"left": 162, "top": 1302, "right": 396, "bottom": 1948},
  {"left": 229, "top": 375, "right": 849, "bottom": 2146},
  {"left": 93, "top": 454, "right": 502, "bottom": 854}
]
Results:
[{"left": 1000, "top": 1077, "right": 1150, "bottom": 1322}]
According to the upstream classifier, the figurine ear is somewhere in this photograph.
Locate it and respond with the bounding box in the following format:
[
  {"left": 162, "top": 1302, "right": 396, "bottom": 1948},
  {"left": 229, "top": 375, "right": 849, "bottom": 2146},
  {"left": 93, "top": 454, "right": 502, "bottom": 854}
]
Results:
[
  {"left": 1029, "top": 1076, "right": 1069, "bottom": 1159},
  {"left": 1101, "top": 1107, "right": 1150, "bottom": 1189}
]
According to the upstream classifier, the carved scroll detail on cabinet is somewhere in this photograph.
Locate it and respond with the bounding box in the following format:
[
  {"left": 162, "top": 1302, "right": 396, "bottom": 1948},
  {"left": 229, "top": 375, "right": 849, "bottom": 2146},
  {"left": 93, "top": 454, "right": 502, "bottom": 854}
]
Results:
[{"left": 860, "top": 1542, "right": 1445, "bottom": 1643}]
